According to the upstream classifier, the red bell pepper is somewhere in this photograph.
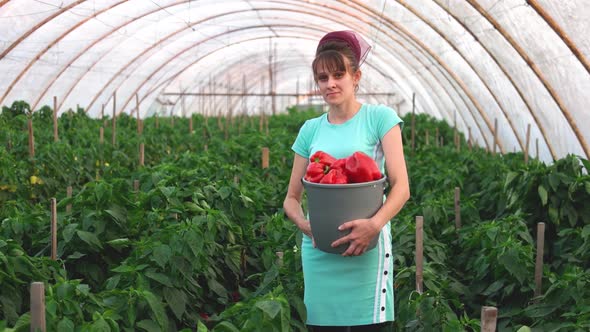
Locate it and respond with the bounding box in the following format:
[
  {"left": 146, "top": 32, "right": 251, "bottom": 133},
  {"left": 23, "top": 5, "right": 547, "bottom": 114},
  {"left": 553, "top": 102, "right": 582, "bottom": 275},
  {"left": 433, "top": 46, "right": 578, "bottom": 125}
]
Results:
[
  {"left": 304, "top": 162, "right": 327, "bottom": 183},
  {"left": 320, "top": 168, "right": 348, "bottom": 184},
  {"left": 344, "top": 151, "right": 382, "bottom": 183},
  {"left": 309, "top": 151, "right": 336, "bottom": 167},
  {"left": 330, "top": 158, "right": 347, "bottom": 171}
]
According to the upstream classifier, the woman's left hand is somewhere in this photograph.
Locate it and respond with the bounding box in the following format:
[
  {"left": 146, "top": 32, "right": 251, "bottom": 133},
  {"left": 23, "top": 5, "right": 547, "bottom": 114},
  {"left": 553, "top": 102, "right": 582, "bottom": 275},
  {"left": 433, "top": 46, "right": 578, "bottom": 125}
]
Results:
[{"left": 331, "top": 218, "right": 381, "bottom": 256}]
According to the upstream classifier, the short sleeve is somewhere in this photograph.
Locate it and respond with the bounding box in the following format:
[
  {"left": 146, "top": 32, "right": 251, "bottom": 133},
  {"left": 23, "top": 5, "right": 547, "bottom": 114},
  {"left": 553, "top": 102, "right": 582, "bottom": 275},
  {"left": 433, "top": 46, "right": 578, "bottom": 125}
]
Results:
[
  {"left": 375, "top": 105, "right": 404, "bottom": 140},
  {"left": 292, "top": 120, "right": 312, "bottom": 158}
]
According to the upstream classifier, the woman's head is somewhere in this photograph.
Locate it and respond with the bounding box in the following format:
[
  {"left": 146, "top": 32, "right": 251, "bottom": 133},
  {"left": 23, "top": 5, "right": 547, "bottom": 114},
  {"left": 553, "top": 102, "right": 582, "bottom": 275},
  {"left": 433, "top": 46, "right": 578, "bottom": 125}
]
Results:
[
  {"left": 312, "top": 31, "right": 371, "bottom": 78},
  {"left": 312, "top": 40, "right": 359, "bottom": 82}
]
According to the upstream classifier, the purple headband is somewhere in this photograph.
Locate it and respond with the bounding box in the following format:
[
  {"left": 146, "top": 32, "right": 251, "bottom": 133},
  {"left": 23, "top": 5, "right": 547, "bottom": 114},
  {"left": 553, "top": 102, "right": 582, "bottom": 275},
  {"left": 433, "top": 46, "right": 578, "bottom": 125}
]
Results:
[{"left": 317, "top": 30, "right": 372, "bottom": 66}]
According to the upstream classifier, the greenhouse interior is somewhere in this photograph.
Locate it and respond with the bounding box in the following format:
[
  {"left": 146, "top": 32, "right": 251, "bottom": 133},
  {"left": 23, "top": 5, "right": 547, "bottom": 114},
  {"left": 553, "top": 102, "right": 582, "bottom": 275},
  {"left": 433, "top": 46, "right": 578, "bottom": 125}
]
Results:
[{"left": 1, "top": 1, "right": 589, "bottom": 331}]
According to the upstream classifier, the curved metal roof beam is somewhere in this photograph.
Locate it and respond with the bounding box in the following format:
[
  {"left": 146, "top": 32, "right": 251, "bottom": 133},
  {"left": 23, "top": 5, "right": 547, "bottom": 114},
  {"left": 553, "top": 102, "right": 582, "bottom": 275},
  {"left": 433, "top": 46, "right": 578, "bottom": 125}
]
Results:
[
  {"left": 346, "top": 0, "right": 501, "bottom": 152},
  {"left": 395, "top": 0, "right": 540, "bottom": 157},
  {"left": 29, "top": 0, "right": 189, "bottom": 111},
  {"left": 0, "top": 0, "right": 127, "bottom": 107},
  {"left": 427, "top": 0, "right": 555, "bottom": 159},
  {"left": 527, "top": 0, "right": 590, "bottom": 75},
  {"left": 465, "top": 0, "right": 588, "bottom": 159},
  {"left": 0, "top": 0, "right": 85, "bottom": 61}
]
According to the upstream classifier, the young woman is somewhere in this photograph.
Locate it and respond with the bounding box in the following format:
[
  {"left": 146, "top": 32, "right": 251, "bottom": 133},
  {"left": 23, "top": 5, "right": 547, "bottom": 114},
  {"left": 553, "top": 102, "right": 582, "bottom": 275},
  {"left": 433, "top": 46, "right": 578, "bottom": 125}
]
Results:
[{"left": 283, "top": 30, "right": 410, "bottom": 331}]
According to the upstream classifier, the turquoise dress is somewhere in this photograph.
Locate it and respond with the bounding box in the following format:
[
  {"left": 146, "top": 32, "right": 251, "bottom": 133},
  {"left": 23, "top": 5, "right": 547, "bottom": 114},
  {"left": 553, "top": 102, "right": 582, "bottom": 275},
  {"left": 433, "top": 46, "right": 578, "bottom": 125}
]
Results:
[{"left": 291, "top": 104, "right": 403, "bottom": 326}]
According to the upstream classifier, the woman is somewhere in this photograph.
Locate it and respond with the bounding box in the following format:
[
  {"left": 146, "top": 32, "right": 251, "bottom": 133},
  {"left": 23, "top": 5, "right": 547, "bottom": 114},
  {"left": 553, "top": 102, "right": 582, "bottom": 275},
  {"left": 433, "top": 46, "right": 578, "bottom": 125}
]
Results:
[{"left": 283, "top": 30, "right": 410, "bottom": 331}]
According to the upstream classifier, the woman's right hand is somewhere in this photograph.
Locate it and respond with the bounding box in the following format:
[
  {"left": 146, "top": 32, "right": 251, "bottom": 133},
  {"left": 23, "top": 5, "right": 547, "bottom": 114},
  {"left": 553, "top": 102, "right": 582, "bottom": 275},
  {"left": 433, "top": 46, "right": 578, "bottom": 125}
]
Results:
[{"left": 298, "top": 220, "right": 316, "bottom": 247}]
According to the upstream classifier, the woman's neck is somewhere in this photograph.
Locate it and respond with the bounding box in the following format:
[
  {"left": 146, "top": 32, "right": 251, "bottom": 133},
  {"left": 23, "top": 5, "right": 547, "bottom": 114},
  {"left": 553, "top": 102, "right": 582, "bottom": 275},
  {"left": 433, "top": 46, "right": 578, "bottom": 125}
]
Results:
[{"left": 328, "top": 100, "right": 362, "bottom": 124}]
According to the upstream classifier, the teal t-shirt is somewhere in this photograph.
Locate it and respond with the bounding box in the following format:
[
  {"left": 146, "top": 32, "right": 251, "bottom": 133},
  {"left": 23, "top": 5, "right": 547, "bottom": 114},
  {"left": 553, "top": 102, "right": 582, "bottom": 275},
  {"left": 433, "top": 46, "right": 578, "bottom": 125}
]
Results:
[
  {"left": 292, "top": 103, "right": 403, "bottom": 174},
  {"left": 291, "top": 103, "right": 403, "bottom": 326}
]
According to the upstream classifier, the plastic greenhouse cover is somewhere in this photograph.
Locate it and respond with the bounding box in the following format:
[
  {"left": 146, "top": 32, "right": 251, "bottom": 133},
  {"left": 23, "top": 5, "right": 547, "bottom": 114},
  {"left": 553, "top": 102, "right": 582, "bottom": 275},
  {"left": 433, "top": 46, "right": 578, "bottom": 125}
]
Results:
[{"left": 0, "top": 0, "right": 588, "bottom": 163}]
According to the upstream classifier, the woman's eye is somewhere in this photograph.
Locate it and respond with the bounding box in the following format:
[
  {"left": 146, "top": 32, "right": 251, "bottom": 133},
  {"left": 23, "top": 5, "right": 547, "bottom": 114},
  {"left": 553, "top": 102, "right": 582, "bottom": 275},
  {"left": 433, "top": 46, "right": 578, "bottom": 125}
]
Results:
[
  {"left": 318, "top": 75, "right": 328, "bottom": 81},
  {"left": 334, "top": 72, "right": 344, "bottom": 78}
]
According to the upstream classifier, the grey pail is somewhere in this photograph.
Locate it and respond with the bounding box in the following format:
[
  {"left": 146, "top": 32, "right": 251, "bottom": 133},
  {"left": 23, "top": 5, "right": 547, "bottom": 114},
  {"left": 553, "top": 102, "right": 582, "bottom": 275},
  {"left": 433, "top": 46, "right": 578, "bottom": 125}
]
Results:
[{"left": 302, "top": 176, "right": 386, "bottom": 254}]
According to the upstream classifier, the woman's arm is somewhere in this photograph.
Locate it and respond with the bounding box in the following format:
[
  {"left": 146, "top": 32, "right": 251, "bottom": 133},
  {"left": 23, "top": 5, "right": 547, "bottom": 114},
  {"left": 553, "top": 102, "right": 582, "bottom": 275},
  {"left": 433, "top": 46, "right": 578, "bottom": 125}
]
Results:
[
  {"left": 283, "top": 153, "right": 313, "bottom": 238},
  {"left": 332, "top": 124, "right": 410, "bottom": 256}
]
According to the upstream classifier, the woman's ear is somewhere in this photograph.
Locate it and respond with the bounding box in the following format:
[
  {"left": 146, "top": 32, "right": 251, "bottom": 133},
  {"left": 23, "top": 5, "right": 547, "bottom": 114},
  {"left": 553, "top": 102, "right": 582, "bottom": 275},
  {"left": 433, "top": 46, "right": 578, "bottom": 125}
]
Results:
[{"left": 354, "top": 69, "right": 362, "bottom": 83}]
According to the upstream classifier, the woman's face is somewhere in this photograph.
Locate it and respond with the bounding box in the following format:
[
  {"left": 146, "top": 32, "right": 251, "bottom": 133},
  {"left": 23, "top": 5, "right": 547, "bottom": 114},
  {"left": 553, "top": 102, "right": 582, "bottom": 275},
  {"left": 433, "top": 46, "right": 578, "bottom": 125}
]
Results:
[{"left": 315, "top": 58, "right": 360, "bottom": 106}]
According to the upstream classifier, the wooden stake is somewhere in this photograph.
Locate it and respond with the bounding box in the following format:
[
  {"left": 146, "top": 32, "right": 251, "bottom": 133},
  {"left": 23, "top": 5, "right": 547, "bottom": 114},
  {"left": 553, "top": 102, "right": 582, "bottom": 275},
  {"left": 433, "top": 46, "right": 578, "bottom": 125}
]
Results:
[
  {"left": 435, "top": 128, "right": 439, "bottom": 148},
  {"left": 535, "top": 222, "right": 545, "bottom": 298},
  {"left": 133, "top": 180, "right": 140, "bottom": 192},
  {"left": 276, "top": 251, "right": 284, "bottom": 267},
  {"left": 155, "top": 113, "right": 159, "bottom": 129},
  {"left": 468, "top": 127, "right": 472, "bottom": 151},
  {"left": 53, "top": 96, "right": 58, "bottom": 142},
  {"left": 30, "top": 282, "right": 46, "bottom": 332},
  {"left": 415, "top": 216, "right": 423, "bottom": 294},
  {"left": 139, "top": 143, "right": 145, "bottom": 167},
  {"left": 425, "top": 130, "right": 429, "bottom": 146},
  {"left": 112, "top": 92, "right": 117, "bottom": 146},
  {"left": 101, "top": 104, "right": 105, "bottom": 119},
  {"left": 28, "top": 117, "right": 35, "bottom": 159},
  {"left": 262, "top": 147, "right": 269, "bottom": 169},
  {"left": 536, "top": 138, "right": 539, "bottom": 160},
  {"left": 99, "top": 127, "right": 104, "bottom": 144},
  {"left": 493, "top": 118, "right": 498, "bottom": 155},
  {"left": 51, "top": 198, "right": 57, "bottom": 260},
  {"left": 136, "top": 94, "right": 142, "bottom": 135},
  {"left": 66, "top": 186, "right": 72, "bottom": 214},
  {"left": 189, "top": 115, "right": 193, "bottom": 134},
  {"left": 481, "top": 306, "right": 498, "bottom": 332},
  {"left": 524, "top": 124, "right": 531, "bottom": 164},
  {"left": 411, "top": 93, "right": 416, "bottom": 151},
  {"left": 454, "top": 187, "right": 461, "bottom": 229}
]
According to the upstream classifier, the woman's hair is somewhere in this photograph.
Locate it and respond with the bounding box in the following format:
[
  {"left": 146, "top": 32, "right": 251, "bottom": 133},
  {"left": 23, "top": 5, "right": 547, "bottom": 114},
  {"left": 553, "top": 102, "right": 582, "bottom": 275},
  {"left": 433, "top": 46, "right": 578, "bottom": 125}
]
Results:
[{"left": 312, "top": 40, "right": 360, "bottom": 82}]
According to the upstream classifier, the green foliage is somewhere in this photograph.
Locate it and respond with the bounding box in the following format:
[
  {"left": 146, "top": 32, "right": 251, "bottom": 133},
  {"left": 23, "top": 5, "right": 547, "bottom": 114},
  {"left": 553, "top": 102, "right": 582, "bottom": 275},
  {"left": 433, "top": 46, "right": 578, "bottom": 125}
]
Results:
[{"left": 0, "top": 100, "right": 589, "bottom": 330}]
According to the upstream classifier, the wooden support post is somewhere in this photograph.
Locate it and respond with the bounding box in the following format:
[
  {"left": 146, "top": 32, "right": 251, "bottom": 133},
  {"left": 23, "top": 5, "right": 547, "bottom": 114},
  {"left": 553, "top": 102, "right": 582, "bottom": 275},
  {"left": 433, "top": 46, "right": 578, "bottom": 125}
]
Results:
[
  {"left": 133, "top": 180, "right": 140, "bottom": 192},
  {"left": 99, "top": 127, "right": 104, "bottom": 144},
  {"left": 189, "top": 115, "right": 193, "bottom": 134},
  {"left": 454, "top": 187, "right": 461, "bottom": 230},
  {"left": 536, "top": 138, "right": 539, "bottom": 160},
  {"left": 28, "top": 117, "right": 35, "bottom": 159},
  {"left": 136, "top": 94, "right": 142, "bottom": 135},
  {"left": 51, "top": 198, "right": 57, "bottom": 260},
  {"left": 262, "top": 147, "right": 270, "bottom": 169},
  {"left": 139, "top": 143, "right": 145, "bottom": 167},
  {"left": 468, "top": 127, "right": 472, "bottom": 151},
  {"left": 30, "top": 282, "right": 46, "bottom": 332},
  {"left": 415, "top": 216, "right": 423, "bottom": 294},
  {"left": 170, "top": 106, "right": 175, "bottom": 128},
  {"left": 276, "top": 251, "right": 284, "bottom": 267},
  {"left": 535, "top": 222, "right": 545, "bottom": 298},
  {"left": 455, "top": 114, "right": 461, "bottom": 152},
  {"left": 155, "top": 113, "right": 159, "bottom": 129},
  {"left": 493, "top": 118, "right": 498, "bottom": 155},
  {"left": 481, "top": 306, "right": 498, "bottom": 332},
  {"left": 435, "top": 128, "right": 439, "bottom": 148},
  {"left": 101, "top": 104, "right": 105, "bottom": 119},
  {"left": 411, "top": 93, "right": 416, "bottom": 151},
  {"left": 524, "top": 124, "right": 531, "bottom": 164},
  {"left": 53, "top": 96, "right": 59, "bottom": 142},
  {"left": 112, "top": 91, "right": 117, "bottom": 146},
  {"left": 66, "top": 186, "right": 72, "bottom": 214},
  {"left": 425, "top": 130, "right": 429, "bottom": 146}
]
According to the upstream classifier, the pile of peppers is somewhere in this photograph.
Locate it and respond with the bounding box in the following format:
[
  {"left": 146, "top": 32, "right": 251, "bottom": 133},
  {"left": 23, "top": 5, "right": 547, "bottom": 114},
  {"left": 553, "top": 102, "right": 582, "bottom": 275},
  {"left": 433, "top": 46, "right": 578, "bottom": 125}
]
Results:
[{"left": 304, "top": 151, "right": 382, "bottom": 184}]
